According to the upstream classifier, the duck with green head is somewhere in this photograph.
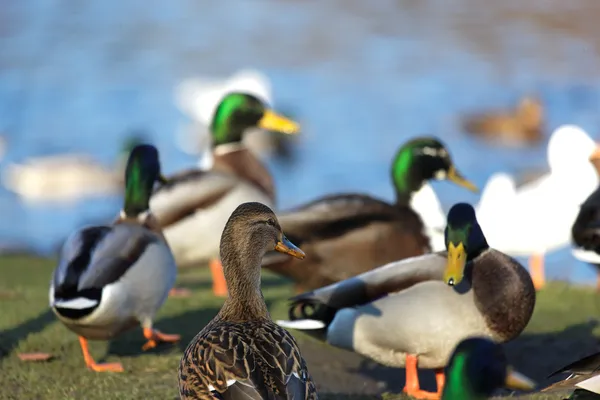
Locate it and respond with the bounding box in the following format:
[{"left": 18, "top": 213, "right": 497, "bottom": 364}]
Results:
[
  {"left": 442, "top": 337, "right": 536, "bottom": 400},
  {"left": 261, "top": 136, "right": 478, "bottom": 292},
  {"left": 277, "top": 202, "right": 536, "bottom": 399},
  {"left": 50, "top": 144, "right": 180, "bottom": 372},
  {"left": 151, "top": 92, "right": 300, "bottom": 297}
]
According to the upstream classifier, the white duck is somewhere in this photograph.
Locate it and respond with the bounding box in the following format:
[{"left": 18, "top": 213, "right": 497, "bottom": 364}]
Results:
[
  {"left": 174, "top": 68, "right": 295, "bottom": 168},
  {"left": 49, "top": 144, "right": 179, "bottom": 372},
  {"left": 475, "top": 125, "right": 599, "bottom": 290}
]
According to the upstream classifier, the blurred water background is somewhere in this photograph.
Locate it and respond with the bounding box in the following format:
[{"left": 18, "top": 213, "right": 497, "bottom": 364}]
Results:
[{"left": 1, "top": 0, "right": 599, "bottom": 282}]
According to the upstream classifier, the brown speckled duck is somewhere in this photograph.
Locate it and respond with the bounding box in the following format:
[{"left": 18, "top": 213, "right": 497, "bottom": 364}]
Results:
[
  {"left": 262, "top": 137, "right": 478, "bottom": 292},
  {"left": 178, "top": 202, "right": 317, "bottom": 400},
  {"left": 463, "top": 96, "right": 544, "bottom": 145},
  {"left": 277, "top": 203, "right": 535, "bottom": 399}
]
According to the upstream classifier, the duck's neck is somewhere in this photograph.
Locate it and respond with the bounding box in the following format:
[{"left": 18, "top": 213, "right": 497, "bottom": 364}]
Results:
[
  {"left": 218, "top": 241, "right": 270, "bottom": 321},
  {"left": 391, "top": 154, "right": 428, "bottom": 206}
]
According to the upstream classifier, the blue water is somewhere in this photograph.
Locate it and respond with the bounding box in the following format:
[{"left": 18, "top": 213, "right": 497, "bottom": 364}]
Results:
[{"left": 1, "top": 0, "right": 600, "bottom": 283}]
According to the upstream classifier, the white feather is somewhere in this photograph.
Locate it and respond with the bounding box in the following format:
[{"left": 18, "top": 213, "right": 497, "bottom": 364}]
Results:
[
  {"left": 208, "top": 379, "right": 237, "bottom": 392},
  {"left": 275, "top": 319, "right": 326, "bottom": 330},
  {"left": 52, "top": 297, "right": 98, "bottom": 309}
]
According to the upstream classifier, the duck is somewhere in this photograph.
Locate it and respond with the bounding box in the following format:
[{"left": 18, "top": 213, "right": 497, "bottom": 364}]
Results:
[
  {"left": 545, "top": 351, "right": 600, "bottom": 398},
  {"left": 49, "top": 144, "right": 180, "bottom": 372},
  {"left": 151, "top": 92, "right": 300, "bottom": 297},
  {"left": 178, "top": 202, "right": 317, "bottom": 400},
  {"left": 571, "top": 147, "right": 600, "bottom": 290},
  {"left": 175, "top": 69, "right": 296, "bottom": 164},
  {"left": 261, "top": 137, "right": 478, "bottom": 292},
  {"left": 462, "top": 96, "right": 544, "bottom": 146},
  {"left": 475, "top": 125, "right": 599, "bottom": 290},
  {"left": 276, "top": 202, "right": 536, "bottom": 399},
  {"left": 441, "top": 337, "right": 536, "bottom": 400},
  {"left": 2, "top": 134, "right": 145, "bottom": 203}
]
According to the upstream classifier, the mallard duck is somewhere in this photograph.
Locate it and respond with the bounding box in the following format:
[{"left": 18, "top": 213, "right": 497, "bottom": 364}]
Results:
[
  {"left": 545, "top": 351, "right": 600, "bottom": 398},
  {"left": 175, "top": 69, "right": 296, "bottom": 163},
  {"left": 49, "top": 144, "right": 180, "bottom": 372},
  {"left": 2, "top": 134, "right": 145, "bottom": 203},
  {"left": 476, "top": 125, "right": 599, "bottom": 290},
  {"left": 151, "top": 92, "right": 300, "bottom": 297},
  {"left": 442, "top": 337, "right": 535, "bottom": 400},
  {"left": 178, "top": 202, "right": 317, "bottom": 400},
  {"left": 276, "top": 202, "right": 535, "bottom": 399},
  {"left": 261, "top": 137, "right": 478, "bottom": 292},
  {"left": 462, "top": 96, "right": 544, "bottom": 145},
  {"left": 571, "top": 147, "right": 600, "bottom": 290}
]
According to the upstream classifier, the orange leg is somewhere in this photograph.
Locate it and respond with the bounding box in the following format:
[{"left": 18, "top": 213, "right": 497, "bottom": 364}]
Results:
[
  {"left": 403, "top": 354, "right": 440, "bottom": 399},
  {"left": 435, "top": 369, "right": 445, "bottom": 396},
  {"left": 78, "top": 336, "right": 123, "bottom": 372},
  {"left": 529, "top": 252, "right": 545, "bottom": 290},
  {"left": 142, "top": 327, "right": 181, "bottom": 351},
  {"left": 168, "top": 287, "right": 192, "bottom": 297},
  {"left": 210, "top": 258, "right": 228, "bottom": 297}
]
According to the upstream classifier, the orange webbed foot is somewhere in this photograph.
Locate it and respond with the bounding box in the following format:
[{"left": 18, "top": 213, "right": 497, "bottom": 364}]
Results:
[{"left": 142, "top": 327, "right": 181, "bottom": 351}]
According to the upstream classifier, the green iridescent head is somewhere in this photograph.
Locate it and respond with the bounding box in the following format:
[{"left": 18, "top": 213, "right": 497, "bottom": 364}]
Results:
[
  {"left": 442, "top": 337, "right": 535, "bottom": 400},
  {"left": 123, "top": 144, "right": 167, "bottom": 217},
  {"left": 390, "top": 137, "right": 478, "bottom": 203},
  {"left": 443, "top": 203, "right": 489, "bottom": 286},
  {"left": 210, "top": 92, "right": 300, "bottom": 146}
]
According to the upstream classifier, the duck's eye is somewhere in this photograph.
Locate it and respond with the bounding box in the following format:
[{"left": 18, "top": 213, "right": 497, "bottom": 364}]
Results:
[{"left": 266, "top": 218, "right": 276, "bottom": 226}]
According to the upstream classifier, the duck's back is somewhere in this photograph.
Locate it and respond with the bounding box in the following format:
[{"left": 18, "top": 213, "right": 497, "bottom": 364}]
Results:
[{"left": 179, "top": 319, "right": 317, "bottom": 400}]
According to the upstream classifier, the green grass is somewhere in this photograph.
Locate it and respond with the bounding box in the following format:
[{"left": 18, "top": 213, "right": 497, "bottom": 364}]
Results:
[{"left": 0, "top": 255, "right": 599, "bottom": 399}]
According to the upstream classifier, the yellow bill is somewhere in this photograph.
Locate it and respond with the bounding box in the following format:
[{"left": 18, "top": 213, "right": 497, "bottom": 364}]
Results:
[
  {"left": 258, "top": 110, "right": 300, "bottom": 134},
  {"left": 448, "top": 166, "right": 479, "bottom": 193},
  {"left": 275, "top": 235, "right": 305, "bottom": 260},
  {"left": 505, "top": 366, "right": 536, "bottom": 391},
  {"left": 444, "top": 242, "right": 466, "bottom": 286}
]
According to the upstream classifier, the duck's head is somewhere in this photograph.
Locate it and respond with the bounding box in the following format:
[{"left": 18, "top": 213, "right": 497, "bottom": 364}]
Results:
[
  {"left": 443, "top": 203, "right": 488, "bottom": 286},
  {"left": 123, "top": 144, "right": 167, "bottom": 218},
  {"left": 210, "top": 92, "right": 300, "bottom": 147},
  {"left": 442, "top": 337, "right": 536, "bottom": 400},
  {"left": 391, "top": 137, "right": 478, "bottom": 201},
  {"left": 516, "top": 96, "right": 543, "bottom": 130},
  {"left": 221, "top": 202, "right": 305, "bottom": 264},
  {"left": 547, "top": 125, "right": 596, "bottom": 173}
]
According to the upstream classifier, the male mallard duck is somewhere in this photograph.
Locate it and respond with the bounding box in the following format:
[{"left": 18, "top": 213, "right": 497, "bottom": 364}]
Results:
[
  {"left": 178, "top": 202, "right": 317, "bottom": 399},
  {"left": 462, "top": 96, "right": 544, "bottom": 145},
  {"left": 442, "top": 337, "right": 535, "bottom": 400},
  {"left": 151, "top": 92, "right": 299, "bottom": 297},
  {"left": 476, "top": 125, "right": 599, "bottom": 290},
  {"left": 175, "top": 68, "right": 296, "bottom": 163},
  {"left": 49, "top": 144, "right": 180, "bottom": 372},
  {"left": 277, "top": 203, "right": 535, "bottom": 399},
  {"left": 571, "top": 147, "right": 600, "bottom": 290},
  {"left": 261, "top": 137, "right": 478, "bottom": 292}
]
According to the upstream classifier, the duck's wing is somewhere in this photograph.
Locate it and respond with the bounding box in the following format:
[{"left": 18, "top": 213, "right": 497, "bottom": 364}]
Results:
[
  {"left": 572, "top": 186, "right": 600, "bottom": 263},
  {"left": 547, "top": 352, "right": 600, "bottom": 379},
  {"left": 150, "top": 169, "right": 239, "bottom": 228},
  {"left": 277, "top": 194, "right": 421, "bottom": 243},
  {"left": 51, "top": 224, "right": 158, "bottom": 300},
  {"left": 179, "top": 321, "right": 317, "bottom": 400},
  {"left": 277, "top": 252, "right": 446, "bottom": 329}
]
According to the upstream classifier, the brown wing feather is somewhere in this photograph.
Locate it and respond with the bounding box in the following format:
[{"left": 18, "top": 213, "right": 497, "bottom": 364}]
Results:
[{"left": 178, "top": 319, "right": 317, "bottom": 400}]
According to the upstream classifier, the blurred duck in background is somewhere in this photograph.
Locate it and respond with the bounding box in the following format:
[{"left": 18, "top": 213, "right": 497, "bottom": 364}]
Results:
[
  {"left": 261, "top": 137, "right": 478, "bottom": 292},
  {"left": 175, "top": 68, "right": 297, "bottom": 168},
  {"left": 2, "top": 134, "right": 145, "bottom": 204},
  {"left": 462, "top": 96, "right": 544, "bottom": 146},
  {"left": 277, "top": 203, "right": 535, "bottom": 399},
  {"left": 475, "top": 125, "right": 599, "bottom": 290},
  {"left": 151, "top": 93, "right": 299, "bottom": 297},
  {"left": 545, "top": 351, "right": 600, "bottom": 398},
  {"left": 49, "top": 145, "right": 179, "bottom": 372},
  {"left": 571, "top": 148, "right": 600, "bottom": 290}
]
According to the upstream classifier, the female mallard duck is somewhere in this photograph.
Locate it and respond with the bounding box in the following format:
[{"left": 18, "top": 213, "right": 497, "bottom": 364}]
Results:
[
  {"left": 277, "top": 203, "right": 536, "bottom": 399},
  {"left": 442, "top": 337, "right": 535, "bottom": 400},
  {"left": 462, "top": 96, "right": 544, "bottom": 146},
  {"left": 151, "top": 92, "right": 299, "bottom": 297},
  {"left": 178, "top": 202, "right": 317, "bottom": 400},
  {"left": 261, "top": 137, "right": 478, "bottom": 292},
  {"left": 49, "top": 144, "right": 180, "bottom": 372}
]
